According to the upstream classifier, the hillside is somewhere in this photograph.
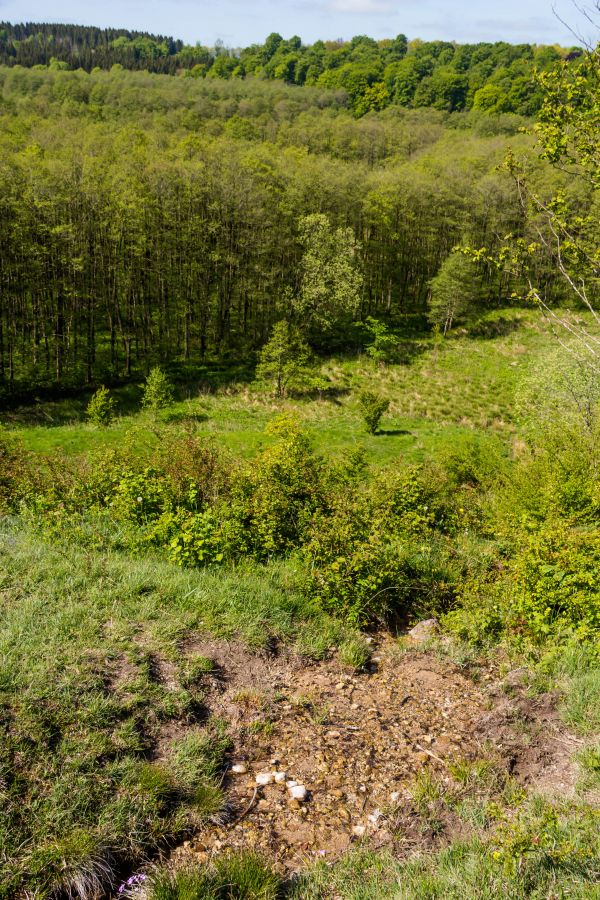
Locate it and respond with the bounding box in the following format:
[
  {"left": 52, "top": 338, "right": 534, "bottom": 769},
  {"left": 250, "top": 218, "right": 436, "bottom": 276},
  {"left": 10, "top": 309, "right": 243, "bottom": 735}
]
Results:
[
  {"left": 0, "top": 17, "right": 598, "bottom": 900},
  {"left": 2, "top": 308, "right": 600, "bottom": 898},
  {"left": 0, "top": 22, "right": 581, "bottom": 115}
]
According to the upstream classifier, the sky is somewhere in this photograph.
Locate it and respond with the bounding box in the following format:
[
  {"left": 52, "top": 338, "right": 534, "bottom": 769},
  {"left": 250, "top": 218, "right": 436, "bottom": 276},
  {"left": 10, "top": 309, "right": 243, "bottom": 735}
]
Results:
[{"left": 0, "top": 0, "right": 593, "bottom": 48}]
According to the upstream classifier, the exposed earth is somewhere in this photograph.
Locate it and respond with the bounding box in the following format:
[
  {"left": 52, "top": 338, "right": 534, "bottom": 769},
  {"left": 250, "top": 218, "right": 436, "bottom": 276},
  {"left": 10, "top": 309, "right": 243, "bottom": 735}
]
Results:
[{"left": 162, "top": 630, "right": 584, "bottom": 874}]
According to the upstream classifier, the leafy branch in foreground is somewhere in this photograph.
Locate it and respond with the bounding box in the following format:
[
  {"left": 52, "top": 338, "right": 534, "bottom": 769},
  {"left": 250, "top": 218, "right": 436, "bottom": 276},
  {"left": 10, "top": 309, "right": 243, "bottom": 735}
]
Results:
[{"left": 484, "top": 38, "right": 600, "bottom": 366}]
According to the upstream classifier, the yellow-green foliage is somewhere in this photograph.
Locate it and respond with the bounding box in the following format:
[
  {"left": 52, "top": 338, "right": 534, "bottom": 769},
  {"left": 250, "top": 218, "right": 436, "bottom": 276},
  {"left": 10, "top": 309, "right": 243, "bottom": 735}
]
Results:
[{"left": 86, "top": 386, "right": 115, "bottom": 426}]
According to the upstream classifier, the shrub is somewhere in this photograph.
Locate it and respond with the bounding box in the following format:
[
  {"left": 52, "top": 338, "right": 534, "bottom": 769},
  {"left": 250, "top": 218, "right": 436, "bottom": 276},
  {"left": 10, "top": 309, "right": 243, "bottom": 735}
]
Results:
[
  {"left": 142, "top": 367, "right": 173, "bottom": 414},
  {"left": 86, "top": 386, "right": 115, "bottom": 426},
  {"left": 303, "top": 474, "right": 456, "bottom": 626},
  {"left": 445, "top": 522, "right": 600, "bottom": 646},
  {"left": 217, "top": 417, "right": 327, "bottom": 561},
  {"left": 0, "top": 433, "right": 31, "bottom": 510},
  {"left": 363, "top": 316, "right": 401, "bottom": 364},
  {"left": 165, "top": 509, "right": 224, "bottom": 568},
  {"left": 358, "top": 390, "right": 390, "bottom": 434},
  {"left": 255, "top": 320, "right": 313, "bottom": 398},
  {"left": 509, "top": 523, "right": 600, "bottom": 641},
  {"left": 157, "top": 434, "right": 229, "bottom": 508}
]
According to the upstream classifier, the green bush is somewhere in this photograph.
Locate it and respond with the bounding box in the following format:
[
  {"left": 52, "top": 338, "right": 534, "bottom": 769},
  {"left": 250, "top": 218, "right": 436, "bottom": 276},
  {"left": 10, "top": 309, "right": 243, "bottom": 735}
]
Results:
[
  {"left": 86, "top": 386, "right": 115, "bottom": 426},
  {"left": 363, "top": 316, "right": 401, "bottom": 364},
  {"left": 217, "top": 417, "right": 327, "bottom": 561},
  {"left": 142, "top": 367, "right": 174, "bottom": 414},
  {"left": 510, "top": 524, "right": 600, "bottom": 641},
  {"left": 358, "top": 389, "right": 390, "bottom": 435},
  {"left": 165, "top": 510, "right": 224, "bottom": 568},
  {"left": 445, "top": 522, "right": 600, "bottom": 646},
  {"left": 0, "top": 433, "right": 32, "bottom": 511},
  {"left": 303, "top": 469, "right": 456, "bottom": 625}
]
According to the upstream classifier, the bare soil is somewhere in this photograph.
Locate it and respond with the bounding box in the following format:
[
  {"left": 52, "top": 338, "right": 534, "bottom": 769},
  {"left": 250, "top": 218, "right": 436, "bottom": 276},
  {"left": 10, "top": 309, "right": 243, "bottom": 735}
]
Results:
[{"left": 160, "top": 634, "right": 584, "bottom": 872}]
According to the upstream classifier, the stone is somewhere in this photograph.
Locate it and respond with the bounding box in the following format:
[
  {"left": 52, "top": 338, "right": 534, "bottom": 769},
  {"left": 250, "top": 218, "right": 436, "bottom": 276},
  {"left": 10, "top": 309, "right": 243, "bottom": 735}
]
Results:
[
  {"left": 256, "top": 772, "right": 274, "bottom": 786},
  {"left": 289, "top": 784, "right": 308, "bottom": 801},
  {"left": 273, "top": 771, "right": 287, "bottom": 783},
  {"left": 231, "top": 764, "right": 247, "bottom": 775},
  {"left": 406, "top": 619, "right": 439, "bottom": 645},
  {"left": 352, "top": 825, "right": 366, "bottom": 837}
]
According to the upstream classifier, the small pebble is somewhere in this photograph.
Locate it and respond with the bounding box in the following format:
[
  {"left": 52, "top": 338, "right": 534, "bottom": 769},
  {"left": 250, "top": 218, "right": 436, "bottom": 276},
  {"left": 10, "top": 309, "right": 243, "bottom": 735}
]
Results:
[
  {"left": 289, "top": 784, "right": 308, "bottom": 801},
  {"left": 286, "top": 780, "right": 297, "bottom": 788},
  {"left": 352, "top": 825, "right": 366, "bottom": 837},
  {"left": 231, "top": 764, "right": 247, "bottom": 775},
  {"left": 256, "top": 772, "right": 274, "bottom": 786},
  {"left": 368, "top": 809, "right": 382, "bottom": 824},
  {"left": 390, "top": 791, "right": 401, "bottom": 803},
  {"left": 273, "top": 771, "right": 287, "bottom": 783}
]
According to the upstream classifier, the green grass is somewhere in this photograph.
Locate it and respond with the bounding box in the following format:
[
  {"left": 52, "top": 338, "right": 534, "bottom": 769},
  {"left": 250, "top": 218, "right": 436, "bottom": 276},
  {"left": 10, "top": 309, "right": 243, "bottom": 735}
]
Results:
[
  {"left": 146, "top": 853, "right": 280, "bottom": 899},
  {"left": 142, "top": 798, "right": 600, "bottom": 899},
  {"left": 0, "top": 524, "right": 348, "bottom": 898},
  {"left": 1, "top": 308, "right": 599, "bottom": 899},
  {"left": 2, "top": 310, "right": 558, "bottom": 467}
]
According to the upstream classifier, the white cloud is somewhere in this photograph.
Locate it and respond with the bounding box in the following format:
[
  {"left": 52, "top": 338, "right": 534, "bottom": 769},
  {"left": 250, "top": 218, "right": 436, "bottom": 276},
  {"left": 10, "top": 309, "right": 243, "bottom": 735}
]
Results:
[{"left": 330, "top": 0, "right": 395, "bottom": 13}]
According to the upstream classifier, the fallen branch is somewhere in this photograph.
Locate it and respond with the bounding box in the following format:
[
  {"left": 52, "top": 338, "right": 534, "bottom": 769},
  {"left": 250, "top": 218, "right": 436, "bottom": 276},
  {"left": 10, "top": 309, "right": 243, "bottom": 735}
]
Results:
[{"left": 230, "top": 787, "right": 258, "bottom": 826}]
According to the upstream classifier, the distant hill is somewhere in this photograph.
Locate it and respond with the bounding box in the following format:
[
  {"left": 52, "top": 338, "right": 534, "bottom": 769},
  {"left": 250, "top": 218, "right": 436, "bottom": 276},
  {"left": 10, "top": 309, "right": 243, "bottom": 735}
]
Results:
[
  {"left": 0, "top": 22, "right": 209, "bottom": 74},
  {"left": 0, "top": 22, "right": 582, "bottom": 115}
]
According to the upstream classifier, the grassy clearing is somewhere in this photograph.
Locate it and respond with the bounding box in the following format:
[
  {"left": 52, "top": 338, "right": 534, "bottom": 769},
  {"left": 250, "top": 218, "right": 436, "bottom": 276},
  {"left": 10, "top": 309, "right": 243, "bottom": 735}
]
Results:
[
  {"left": 2, "top": 310, "right": 556, "bottom": 465},
  {"left": 0, "top": 525, "right": 348, "bottom": 898}
]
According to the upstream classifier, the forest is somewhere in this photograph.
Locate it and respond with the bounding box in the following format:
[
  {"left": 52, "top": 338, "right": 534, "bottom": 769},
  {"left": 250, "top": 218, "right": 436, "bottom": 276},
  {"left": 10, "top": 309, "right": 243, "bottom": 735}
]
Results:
[
  {"left": 0, "top": 60, "right": 586, "bottom": 400},
  {"left": 0, "top": 17, "right": 599, "bottom": 900},
  {"left": 0, "top": 22, "right": 582, "bottom": 114}
]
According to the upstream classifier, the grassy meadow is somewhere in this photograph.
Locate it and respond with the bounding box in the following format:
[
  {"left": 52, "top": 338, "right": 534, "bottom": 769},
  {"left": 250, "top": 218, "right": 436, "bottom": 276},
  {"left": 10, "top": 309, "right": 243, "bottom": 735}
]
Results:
[
  {"left": 1, "top": 308, "right": 599, "bottom": 899},
  {"left": 4, "top": 309, "right": 545, "bottom": 462}
]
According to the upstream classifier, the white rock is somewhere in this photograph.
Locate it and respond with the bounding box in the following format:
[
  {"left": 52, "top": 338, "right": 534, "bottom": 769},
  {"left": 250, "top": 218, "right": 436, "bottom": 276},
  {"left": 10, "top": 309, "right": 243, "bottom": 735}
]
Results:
[
  {"left": 390, "top": 791, "right": 401, "bottom": 803},
  {"left": 352, "top": 825, "right": 366, "bottom": 837},
  {"left": 231, "top": 764, "right": 247, "bottom": 775},
  {"left": 255, "top": 772, "right": 274, "bottom": 786},
  {"left": 406, "top": 618, "right": 439, "bottom": 645},
  {"left": 288, "top": 784, "right": 308, "bottom": 801},
  {"left": 286, "top": 780, "right": 298, "bottom": 788},
  {"left": 273, "top": 771, "right": 288, "bottom": 783},
  {"left": 368, "top": 809, "right": 382, "bottom": 824}
]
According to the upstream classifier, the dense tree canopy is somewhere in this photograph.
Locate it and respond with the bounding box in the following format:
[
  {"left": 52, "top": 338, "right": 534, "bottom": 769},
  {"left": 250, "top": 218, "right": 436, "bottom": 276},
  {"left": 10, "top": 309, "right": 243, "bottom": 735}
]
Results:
[
  {"left": 0, "top": 54, "right": 591, "bottom": 397},
  {"left": 0, "top": 23, "right": 582, "bottom": 116}
]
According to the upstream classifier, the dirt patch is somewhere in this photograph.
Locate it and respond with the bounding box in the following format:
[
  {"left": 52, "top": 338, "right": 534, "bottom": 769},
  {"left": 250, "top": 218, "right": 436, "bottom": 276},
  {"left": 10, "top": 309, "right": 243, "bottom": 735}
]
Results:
[
  {"left": 162, "top": 636, "right": 587, "bottom": 873},
  {"left": 476, "top": 678, "right": 583, "bottom": 798}
]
